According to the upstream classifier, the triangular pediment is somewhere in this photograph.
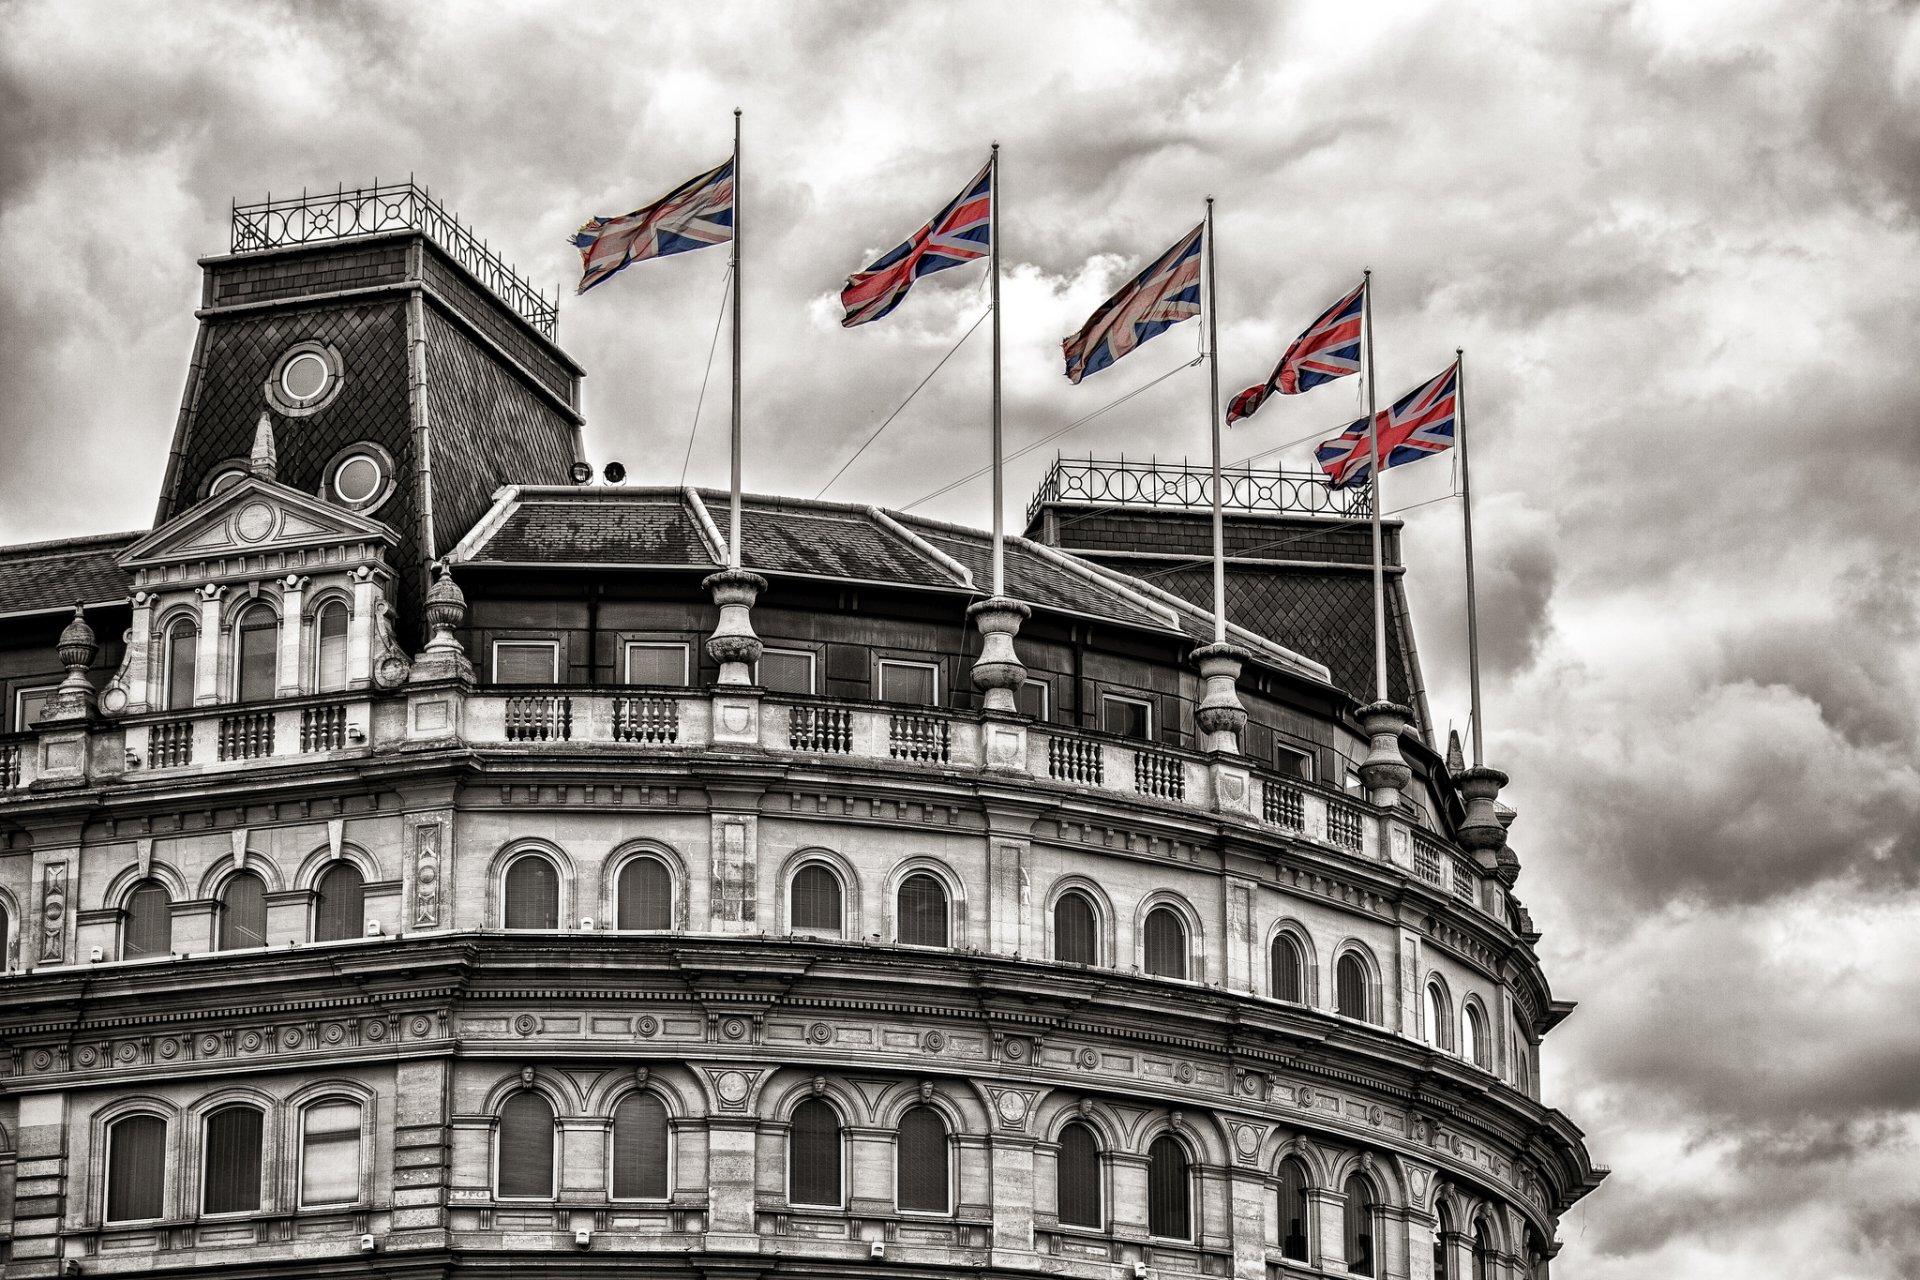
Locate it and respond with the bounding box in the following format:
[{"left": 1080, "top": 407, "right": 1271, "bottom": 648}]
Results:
[{"left": 120, "top": 475, "right": 399, "bottom": 570}]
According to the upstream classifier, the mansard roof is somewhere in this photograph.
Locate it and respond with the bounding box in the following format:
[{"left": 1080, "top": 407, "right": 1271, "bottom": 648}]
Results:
[
  {"left": 0, "top": 530, "right": 143, "bottom": 618},
  {"left": 446, "top": 485, "right": 1332, "bottom": 685}
]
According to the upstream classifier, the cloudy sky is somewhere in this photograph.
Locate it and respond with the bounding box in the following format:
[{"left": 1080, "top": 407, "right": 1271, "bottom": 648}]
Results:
[{"left": 5, "top": 1, "right": 1919, "bottom": 1274}]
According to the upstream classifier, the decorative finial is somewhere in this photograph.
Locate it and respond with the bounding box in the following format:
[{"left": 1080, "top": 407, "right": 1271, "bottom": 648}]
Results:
[
  {"left": 1445, "top": 729, "right": 1466, "bottom": 778},
  {"left": 249, "top": 409, "right": 277, "bottom": 482}
]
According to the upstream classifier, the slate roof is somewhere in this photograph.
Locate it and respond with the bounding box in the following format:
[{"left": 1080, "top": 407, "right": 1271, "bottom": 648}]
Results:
[{"left": 0, "top": 532, "right": 142, "bottom": 618}]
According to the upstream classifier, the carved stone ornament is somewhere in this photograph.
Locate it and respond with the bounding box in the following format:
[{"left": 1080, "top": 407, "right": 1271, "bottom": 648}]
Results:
[
  {"left": 1077, "top": 1098, "right": 1093, "bottom": 1118},
  {"left": 40, "top": 862, "right": 67, "bottom": 963},
  {"left": 1190, "top": 643, "right": 1250, "bottom": 753},
  {"left": 967, "top": 596, "right": 1030, "bottom": 713},
  {"left": 100, "top": 626, "right": 135, "bottom": 717},
  {"left": 370, "top": 592, "right": 412, "bottom": 691},
  {"left": 1354, "top": 700, "right": 1415, "bottom": 807},
  {"left": 520, "top": 1066, "right": 535, "bottom": 1087},
  {"left": 811, "top": 1075, "right": 826, "bottom": 1096},
  {"left": 413, "top": 821, "right": 442, "bottom": 928},
  {"left": 635, "top": 1066, "right": 650, "bottom": 1089},
  {"left": 411, "top": 562, "right": 476, "bottom": 684},
  {"left": 41, "top": 605, "right": 99, "bottom": 723},
  {"left": 701, "top": 568, "right": 768, "bottom": 683},
  {"left": 919, "top": 1080, "right": 935, "bottom": 1103},
  {"left": 1456, "top": 765, "right": 1512, "bottom": 857}
]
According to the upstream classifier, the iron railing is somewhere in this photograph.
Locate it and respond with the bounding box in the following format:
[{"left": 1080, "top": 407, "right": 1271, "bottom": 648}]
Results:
[
  {"left": 1027, "top": 456, "right": 1372, "bottom": 524},
  {"left": 229, "top": 182, "right": 558, "bottom": 338}
]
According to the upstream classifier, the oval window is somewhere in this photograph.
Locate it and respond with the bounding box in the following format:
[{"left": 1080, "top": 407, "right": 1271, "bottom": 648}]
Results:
[
  {"left": 281, "top": 352, "right": 330, "bottom": 401},
  {"left": 334, "top": 455, "right": 381, "bottom": 503}
]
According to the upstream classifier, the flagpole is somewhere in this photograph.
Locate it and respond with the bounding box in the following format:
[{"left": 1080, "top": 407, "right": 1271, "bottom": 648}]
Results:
[
  {"left": 1204, "top": 197, "right": 1226, "bottom": 645},
  {"left": 1456, "top": 347, "right": 1483, "bottom": 766},
  {"left": 1363, "top": 268, "right": 1387, "bottom": 701},
  {"left": 728, "top": 107, "right": 744, "bottom": 570},
  {"left": 990, "top": 143, "right": 1004, "bottom": 599}
]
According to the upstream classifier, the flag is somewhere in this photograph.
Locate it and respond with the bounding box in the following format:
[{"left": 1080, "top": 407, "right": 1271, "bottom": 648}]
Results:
[
  {"left": 1315, "top": 360, "right": 1459, "bottom": 489},
  {"left": 1060, "top": 224, "right": 1203, "bottom": 384},
  {"left": 569, "top": 158, "right": 735, "bottom": 294},
  {"left": 840, "top": 160, "right": 993, "bottom": 327},
  {"left": 1227, "top": 280, "right": 1365, "bottom": 425}
]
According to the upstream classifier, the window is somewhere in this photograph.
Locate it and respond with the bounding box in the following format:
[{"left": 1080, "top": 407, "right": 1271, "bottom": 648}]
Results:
[
  {"left": 1336, "top": 952, "right": 1373, "bottom": 1021},
  {"left": 492, "top": 640, "right": 558, "bottom": 685},
  {"left": 1146, "top": 1134, "right": 1191, "bottom": 1240},
  {"left": 314, "top": 602, "right": 349, "bottom": 692},
  {"left": 300, "top": 1100, "right": 362, "bottom": 1207},
  {"left": 1343, "top": 1175, "right": 1375, "bottom": 1275},
  {"left": 897, "top": 873, "right": 949, "bottom": 948},
  {"left": 757, "top": 648, "right": 816, "bottom": 695},
  {"left": 105, "top": 1114, "right": 166, "bottom": 1222},
  {"left": 1436, "top": 1202, "right": 1455, "bottom": 1280},
  {"left": 1273, "top": 741, "right": 1314, "bottom": 781},
  {"left": 124, "top": 880, "right": 172, "bottom": 959},
  {"left": 1053, "top": 892, "right": 1097, "bottom": 966},
  {"left": 789, "top": 1099, "right": 843, "bottom": 1206},
  {"left": 497, "top": 1092, "right": 555, "bottom": 1198},
  {"left": 624, "top": 642, "right": 690, "bottom": 687},
  {"left": 1278, "top": 1157, "right": 1311, "bottom": 1261},
  {"left": 896, "top": 1105, "right": 949, "bottom": 1213},
  {"left": 202, "top": 1105, "right": 264, "bottom": 1214},
  {"left": 1425, "top": 981, "right": 1453, "bottom": 1052},
  {"left": 235, "top": 605, "right": 277, "bottom": 702},
  {"left": 208, "top": 467, "right": 248, "bottom": 498},
  {"left": 164, "top": 622, "right": 198, "bottom": 710},
  {"left": 1143, "top": 907, "right": 1187, "bottom": 979},
  {"left": 1344, "top": 770, "right": 1364, "bottom": 794},
  {"left": 616, "top": 857, "right": 672, "bottom": 930},
  {"left": 504, "top": 857, "right": 560, "bottom": 930},
  {"left": 218, "top": 871, "right": 267, "bottom": 950},
  {"left": 1271, "top": 933, "right": 1307, "bottom": 1003},
  {"left": 1016, "top": 677, "right": 1049, "bottom": 721},
  {"left": 1464, "top": 1004, "right": 1487, "bottom": 1069},
  {"left": 1101, "top": 694, "right": 1153, "bottom": 741},
  {"left": 1513, "top": 1036, "right": 1531, "bottom": 1092},
  {"left": 313, "top": 862, "right": 365, "bottom": 942},
  {"left": 1472, "top": 1219, "right": 1493, "bottom": 1280},
  {"left": 878, "top": 659, "right": 939, "bottom": 706},
  {"left": 15, "top": 683, "right": 58, "bottom": 729},
  {"left": 791, "top": 864, "right": 844, "bottom": 935},
  {"left": 1056, "top": 1122, "right": 1102, "bottom": 1228},
  {"left": 611, "top": 1093, "right": 670, "bottom": 1199}
]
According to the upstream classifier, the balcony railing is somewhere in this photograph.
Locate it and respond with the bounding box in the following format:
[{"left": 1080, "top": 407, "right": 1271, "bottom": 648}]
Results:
[
  {"left": 789, "top": 704, "right": 852, "bottom": 754},
  {"left": 1134, "top": 748, "right": 1186, "bottom": 801},
  {"left": 1453, "top": 854, "right": 1481, "bottom": 906},
  {"left": 1263, "top": 778, "right": 1305, "bottom": 830},
  {"left": 148, "top": 720, "right": 193, "bottom": 769},
  {"left": 217, "top": 711, "right": 276, "bottom": 761},
  {"left": 505, "top": 695, "right": 572, "bottom": 742},
  {"left": 300, "top": 704, "right": 347, "bottom": 752},
  {"left": 613, "top": 695, "right": 678, "bottom": 744},
  {"left": 1027, "top": 456, "right": 1372, "bottom": 523},
  {"left": 0, "top": 738, "right": 21, "bottom": 789},
  {"left": 1327, "top": 800, "right": 1365, "bottom": 854},
  {"left": 1411, "top": 827, "right": 1445, "bottom": 886},
  {"left": 1047, "top": 735, "right": 1103, "bottom": 785},
  {"left": 888, "top": 712, "right": 951, "bottom": 764}
]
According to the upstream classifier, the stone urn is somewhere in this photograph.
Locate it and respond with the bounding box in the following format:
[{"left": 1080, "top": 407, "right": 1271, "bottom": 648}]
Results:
[
  {"left": 968, "top": 597, "right": 1030, "bottom": 714},
  {"left": 1191, "top": 643, "right": 1250, "bottom": 754},
  {"left": 703, "top": 568, "right": 768, "bottom": 685}
]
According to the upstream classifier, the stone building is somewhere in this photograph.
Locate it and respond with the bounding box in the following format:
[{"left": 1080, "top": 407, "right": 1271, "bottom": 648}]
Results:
[{"left": 0, "top": 185, "right": 1603, "bottom": 1279}]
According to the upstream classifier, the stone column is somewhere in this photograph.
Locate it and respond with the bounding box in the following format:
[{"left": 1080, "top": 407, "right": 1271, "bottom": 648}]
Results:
[
  {"left": 704, "top": 1117, "right": 761, "bottom": 1250},
  {"left": 348, "top": 567, "right": 378, "bottom": 688},
  {"left": 1228, "top": 1163, "right": 1271, "bottom": 1280},
  {"left": 276, "top": 574, "right": 309, "bottom": 697},
  {"left": 986, "top": 1129, "right": 1039, "bottom": 1260},
  {"left": 7, "top": 1090, "right": 70, "bottom": 1276},
  {"left": 115, "top": 590, "right": 157, "bottom": 714},
  {"left": 1355, "top": 700, "right": 1415, "bottom": 811},
  {"left": 390, "top": 1056, "right": 452, "bottom": 1247},
  {"left": 1309, "top": 1186, "right": 1348, "bottom": 1271},
  {"left": 194, "top": 582, "right": 226, "bottom": 706}
]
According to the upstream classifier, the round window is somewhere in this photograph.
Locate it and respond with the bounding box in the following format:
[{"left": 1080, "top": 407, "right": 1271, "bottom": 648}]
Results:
[
  {"left": 281, "top": 352, "right": 330, "bottom": 401},
  {"left": 208, "top": 467, "right": 248, "bottom": 497},
  {"left": 333, "top": 454, "right": 382, "bottom": 504},
  {"left": 265, "top": 341, "right": 343, "bottom": 416},
  {"left": 319, "top": 442, "right": 396, "bottom": 514}
]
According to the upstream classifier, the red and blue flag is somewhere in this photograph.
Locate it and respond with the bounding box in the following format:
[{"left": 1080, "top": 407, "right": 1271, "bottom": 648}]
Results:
[
  {"left": 1228, "top": 280, "right": 1364, "bottom": 425},
  {"left": 1061, "top": 224, "right": 1203, "bottom": 384},
  {"left": 841, "top": 160, "right": 992, "bottom": 327},
  {"left": 1316, "top": 360, "right": 1458, "bottom": 489},
  {"left": 570, "top": 158, "right": 735, "bottom": 294}
]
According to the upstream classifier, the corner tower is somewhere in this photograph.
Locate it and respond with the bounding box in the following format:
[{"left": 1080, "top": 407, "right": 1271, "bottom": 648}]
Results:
[{"left": 153, "top": 184, "right": 586, "bottom": 640}]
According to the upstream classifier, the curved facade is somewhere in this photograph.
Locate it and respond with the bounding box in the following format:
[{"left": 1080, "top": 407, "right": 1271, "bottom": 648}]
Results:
[{"left": 0, "top": 188, "right": 1601, "bottom": 1280}]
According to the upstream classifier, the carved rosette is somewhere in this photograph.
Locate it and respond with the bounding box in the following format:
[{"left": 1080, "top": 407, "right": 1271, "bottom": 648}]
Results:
[
  {"left": 1354, "top": 700, "right": 1414, "bottom": 808},
  {"left": 411, "top": 563, "right": 476, "bottom": 684},
  {"left": 1191, "top": 642, "right": 1250, "bottom": 754},
  {"left": 41, "top": 604, "right": 98, "bottom": 722},
  {"left": 702, "top": 568, "right": 768, "bottom": 685},
  {"left": 967, "top": 597, "right": 1030, "bottom": 714},
  {"left": 1455, "top": 764, "right": 1511, "bottom": 864}
]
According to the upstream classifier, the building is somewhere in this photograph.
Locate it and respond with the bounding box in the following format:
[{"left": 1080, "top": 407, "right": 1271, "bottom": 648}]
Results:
[{"left": 0, "top": 184, "right": 1604, "bottom": 1280}]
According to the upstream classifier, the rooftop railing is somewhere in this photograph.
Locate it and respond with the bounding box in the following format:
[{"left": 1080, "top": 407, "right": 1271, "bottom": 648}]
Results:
[
  {"left": 1026, "top": 456, "right": 1373, "bottom": 524},
  {"left": 229, "top": 181, "right": 559, "bottom": 338}
]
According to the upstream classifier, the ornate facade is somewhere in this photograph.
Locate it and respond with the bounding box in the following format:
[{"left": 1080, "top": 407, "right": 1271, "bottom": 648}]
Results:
[{"left": 0, "top": 185, "right": 1602, "bottom": 1279}]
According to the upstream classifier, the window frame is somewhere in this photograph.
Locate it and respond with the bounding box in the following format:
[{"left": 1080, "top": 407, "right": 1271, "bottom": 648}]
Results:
[
  {"left": 1334, "top": 948, "right": 1378, "bottom": 1023},
  {"left": 755, "top": 647, "right": 818, "bottom": 696},
  {"left": 1270, "top": 930, "right": 1310, "bottom": 1004},
  {"left": 494, "top": 1090, "right": 558, "bottom": 1201},
  {"left": 1015, "top": 675, "right": 1050, "bottom": 721},
  {"left": 501, "top": 853, "right": 563, "bottom": 931},
  {"left": 1100, "top": 692, "right": 1154, "bottom": 741},
  {"left": 232, "top": 603, "right": 279, "bottom": 703},
  {"left": 613, "top": 854, "right": 675, "bottom": 931},
  {"left": 1272, "top": 739, "right": 1315, "bottom": 781},
  {"left": 162, "top": 617, "right": 198, "bottom": 711},
  {"left": 312, "top": 861, "right": 366, "bottom": 943},
  {"left": 1141, "top": 904, "right": 1190, "bottom": 980},
  {"left": 122, "top": 879, "right": 173, "bottom": 960},
  {"left": 103, "top": 1112, "right": 168, "bottom": 1224},
  {"left": 296, "top": 1097, "right": 366, "bottom": 1210},
  {"left": 1463, "top": 1001, "right": 1489, "bottom": 1069},
  {"left": 1054, "top": 1120, "right": 1104, "bottom": 1229},
  {"left": 787, "top": 1097, "right": 846, "bottom": 1208},
  {"left": 893, "top": 1104, "right": 953, "bottom": 1216},
  {"left": 491, "top": 639, "right": 560, "bottom": 686},
  {"left": 312, "top": 599, "right": 351, "bottom": 694},
  {"left": 607, "top": 1090, "right": 674, "bottom": 1203},
  {"left": 877, "top": 658, "right": 941, "bottom": 707},
  {"left": 1343, "top": 1174, "right": 1378, "bottom": 1276},
  {"left": 622, "top": 640, "right": 691, "bottom": 687},
  {"left": 894, "top": 871, "right": 952, "bottom": 949},
  {"left": 1052, "top": 889, "right": 1100, "bottom": 967},
  {"left": 199, "top": 1102, "right": 267, "bottom": 1217},
  {"left": 788, "top": 861, "right": 846, "bottom": 938},
  {"left": 14, "top": 682, "right": 59, "bottom": 732},
  {"left": 216, "top": 870, "right": 268, "bottom": 952},
  {"left": 1424, "top": 978, "right": 1455, "bottom": 1053},
  {"left": 1145, "top": 1132, "right": 1194, "bottom": 1241},
  {"left": 1277, "top": 1156, "right": 1313, "bottom": 1262}
]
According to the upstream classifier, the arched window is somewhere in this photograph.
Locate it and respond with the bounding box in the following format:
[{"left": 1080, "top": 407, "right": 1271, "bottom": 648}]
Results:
[
  {"left": 164, "top": 620, "right": 198, "bottom": 710},
  {"left": 235, "top": 605, "right": 278, "bottom": 702},
  {"left": 123, "top": 879, "right": 172, "bottom": 958},
  {"left": 789, "top": 1098, "right": 843, "bottom": 1206},
  {"left": 497, "top": 1092, "right": 555, "bottom": 1198},
  {"left": 300, "top": 1100, "right": 362, "bottom": 1207},
  {"left": 616, "top": 857, "right": 672, "bottom": 930},
  {"left": 791, "top": 863, "right": 844, "bottom": 935},
  {"left": 202, "top": 1104, "right": 264, "bottom": 1214},
  {"left": 611, "top": 1093, "right": 670, "bottom": 1199},
  {"left": 218, "top": 871, "right": 267, "bottom": 950},
  {"left": 313, "top": 862, "right": 364, "bottom": 942},
  {"left": 1436, "top": 1202, "right": 1455, "bottom": 1280},
  {"left": 1278, "top": 1157, "right": 1311, "bottom": 1261},
  {"left": 897, "top": 873, "right": 949, "bottom": 948},
  {"left": 1343, "top": 1175, "right": 1375, "bottom": 1275},
  {"left": 1513, "top": 1036, "right": 1532, "bottom": 1092},
  {"left": 105, "top": 1114, "right": 166, "bottom": 1222},
  {"left": 1473, "top": 1218, "right": 1494, "bottom": 1280},
  {"left": 1054, "top": 891, "right": 1097, "bottom": 965},
  {"left": 1271, "top": 932, "right": 1307, "bottom": 1003},
  {"left": 1142, "top": 907, "right": 1187, "bottom": 979},
  {"left": 1056, "top": 1121, "right": 1102, "bottom": 1228},
  {"left": 896, "top": 1105, "right": 949, "bottom": 1213},
  {"left": 1336, "top": 951, "right": 1373, "bottom": 1021},
  {"left": 503, "top": 856, "right": 559, "bottom": 930},
  {"left": 1425, "top": 980, "right": 1453, "bottom": 1052},
  {"left": 313, "top": 601, "right": 349, "bottom": 692},
  {"left": 1146, "top": 1134, "right": 1191, "bottom": 1239},
  {"left": 1463, "top": 1004, "right": 1487, "bottom": 1068}
]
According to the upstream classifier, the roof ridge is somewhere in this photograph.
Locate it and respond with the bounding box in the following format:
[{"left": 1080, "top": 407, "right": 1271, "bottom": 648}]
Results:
[{"left": 0, "top": 529, "right": 147, "bottom": 558}]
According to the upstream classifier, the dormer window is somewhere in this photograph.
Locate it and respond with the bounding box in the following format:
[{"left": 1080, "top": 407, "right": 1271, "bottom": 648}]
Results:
[{"left": 235, "top": 606, "right": 278, "bottom": 702}]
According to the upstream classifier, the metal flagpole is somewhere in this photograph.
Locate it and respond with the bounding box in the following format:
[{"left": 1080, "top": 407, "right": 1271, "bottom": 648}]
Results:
[
  {"left": 1456, "top": 347, "right": 1483, "bottom": 766},
  {"left": 1363, "top": 269, "right": 1387, "bottom": 701},
  {"left": 990, "top": 143, "right": 1004, "bottom": 598},
  {"left": 728, "top": 108, "right": 744, "bottom": 570},
  {"left": 1204, "top": 198, "right": 1226, "bottom": 645}
]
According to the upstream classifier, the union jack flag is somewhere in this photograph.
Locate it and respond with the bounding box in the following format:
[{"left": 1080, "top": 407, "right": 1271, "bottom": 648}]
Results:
[
  {"left": 1227, "top": 280, "right": 1365, "bottom": 425},
  {"left": 570, "top": 158, "right": 734, "bottom": 294},
  {"left": 1316, "top": 360, "right": 1458, "bottom": 489},
  {"left": 840, "top": 160, "right": 992, "bottom": 327},
  {"left": 1061, "top": 224, "right": 1203, "bottom": 384}
]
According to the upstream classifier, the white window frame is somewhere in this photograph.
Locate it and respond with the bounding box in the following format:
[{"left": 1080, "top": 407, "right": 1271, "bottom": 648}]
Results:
[
  {"left": 311, "top": 600, "right": 352, "bottom": 694},
  {"left": 1016, "top": 675, "right": 1051, "bottom": 721},
  {"left": 877, "top": 658, "right": 940, "bottom": 707},
  {"left": 295, "top": 1098, "right": 366, "bottom": 1210},
  {"left": 229, "top": 604, "right": 281, "bottom": 703},
  {"left": 491, "top": 639, "right": 560, "bottom": 685},
  {"left": 197, "top": 1103, "right": 268, "bottom": 1218},
  {"left": 1100, "top": 692, "right": 1154, "bottom": 740},
  {"left": 1273, "top": 740, "right": 1314, "bottom": 781},
  {"left": 754, "top": 647, "right": 818, "bottom": 695},
  {"left": 622, "top": 640, "right": 691, "bottom": 687},
  {"left": 13, "top": 683, "right": 58, "bottom": 733},
  {"left": 102, "top": 1113, "right": 168, "bottom": 1224},
  {"left": 606, "top": 1091, "right": 676, "bottom": 1203}
]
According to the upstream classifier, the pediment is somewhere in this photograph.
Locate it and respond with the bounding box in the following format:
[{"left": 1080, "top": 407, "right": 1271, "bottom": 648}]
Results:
[{"left": 120, "top": 475, "right": 398, "bottom": 571}]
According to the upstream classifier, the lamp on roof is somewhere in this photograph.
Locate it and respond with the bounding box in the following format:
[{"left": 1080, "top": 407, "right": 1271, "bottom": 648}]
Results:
[
  {"left": 569, "top": 461, "right": 593, "bottom": 485},
  {"left": 603, "top": 462, "right": 626, "bottom": 485}
]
